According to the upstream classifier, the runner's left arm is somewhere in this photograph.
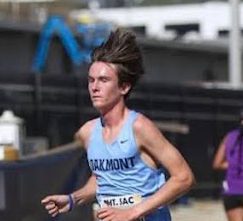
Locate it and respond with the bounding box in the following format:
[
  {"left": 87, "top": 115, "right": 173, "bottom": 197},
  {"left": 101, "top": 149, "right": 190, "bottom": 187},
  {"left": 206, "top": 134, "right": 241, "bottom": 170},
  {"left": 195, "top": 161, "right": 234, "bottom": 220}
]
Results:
[{"left": 130, "top": 115, "right": 195, "bottom": 219}]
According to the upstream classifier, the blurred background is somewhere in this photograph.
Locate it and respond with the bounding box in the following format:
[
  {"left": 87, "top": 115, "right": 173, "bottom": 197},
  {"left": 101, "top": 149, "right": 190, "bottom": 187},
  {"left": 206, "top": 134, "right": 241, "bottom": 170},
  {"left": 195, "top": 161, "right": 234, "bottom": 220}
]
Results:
[{"left": 0, "top": 0, "right": 242, "bottom": 220}]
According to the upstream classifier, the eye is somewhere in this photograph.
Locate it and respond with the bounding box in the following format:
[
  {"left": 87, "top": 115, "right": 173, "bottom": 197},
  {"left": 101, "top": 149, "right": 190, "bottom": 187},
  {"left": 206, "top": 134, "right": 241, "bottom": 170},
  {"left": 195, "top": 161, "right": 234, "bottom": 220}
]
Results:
[
  {"left": 88, "top": 76, "right": 94, "bottom": 83},
  {"left": 100, "top": 77, "right": 109, "bottom": 82}
]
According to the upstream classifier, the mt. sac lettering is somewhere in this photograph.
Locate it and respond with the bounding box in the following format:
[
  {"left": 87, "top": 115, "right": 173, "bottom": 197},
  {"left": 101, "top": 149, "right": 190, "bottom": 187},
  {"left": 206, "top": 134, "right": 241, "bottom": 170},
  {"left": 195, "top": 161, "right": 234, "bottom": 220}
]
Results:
[{"left": 89, "top": 156, "right": 135, "bottom": 171}]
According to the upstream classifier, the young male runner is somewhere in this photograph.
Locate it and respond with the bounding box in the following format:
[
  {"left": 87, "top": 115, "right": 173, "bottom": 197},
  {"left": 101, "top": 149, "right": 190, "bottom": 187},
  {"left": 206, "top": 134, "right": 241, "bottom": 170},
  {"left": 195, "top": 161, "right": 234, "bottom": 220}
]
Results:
[{"left": 42, "top": 28, "right": 195, "bottom": 221}]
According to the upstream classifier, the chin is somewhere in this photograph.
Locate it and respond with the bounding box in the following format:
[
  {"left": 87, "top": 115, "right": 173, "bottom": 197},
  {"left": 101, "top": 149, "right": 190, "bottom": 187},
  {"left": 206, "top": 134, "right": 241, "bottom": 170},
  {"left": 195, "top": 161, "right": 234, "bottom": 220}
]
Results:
[{"left": 92, "top": 102, "right": 104, "bottom": 110}]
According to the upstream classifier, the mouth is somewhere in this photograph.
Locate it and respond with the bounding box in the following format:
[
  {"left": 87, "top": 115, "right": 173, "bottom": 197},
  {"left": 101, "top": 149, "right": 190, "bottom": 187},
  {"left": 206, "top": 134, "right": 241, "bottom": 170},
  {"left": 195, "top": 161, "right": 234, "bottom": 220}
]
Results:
[{"left": 92, "top": 96, "right": 101, "bottom": 100}]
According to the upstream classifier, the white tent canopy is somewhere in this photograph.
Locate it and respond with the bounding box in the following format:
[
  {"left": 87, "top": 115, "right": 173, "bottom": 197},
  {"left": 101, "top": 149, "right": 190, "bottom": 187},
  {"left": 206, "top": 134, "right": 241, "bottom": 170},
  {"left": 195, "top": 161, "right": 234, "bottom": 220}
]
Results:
[{"left": 0, "top": 0, "right": 57, "bottom": 22}]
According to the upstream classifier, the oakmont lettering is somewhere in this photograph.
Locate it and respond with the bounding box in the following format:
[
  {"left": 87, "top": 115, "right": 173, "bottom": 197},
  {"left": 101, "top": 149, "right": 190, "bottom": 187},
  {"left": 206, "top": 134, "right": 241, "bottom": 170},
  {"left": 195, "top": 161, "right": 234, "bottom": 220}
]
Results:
[{"left": 89, "top": 156, "right": 135, "bottom": 171}]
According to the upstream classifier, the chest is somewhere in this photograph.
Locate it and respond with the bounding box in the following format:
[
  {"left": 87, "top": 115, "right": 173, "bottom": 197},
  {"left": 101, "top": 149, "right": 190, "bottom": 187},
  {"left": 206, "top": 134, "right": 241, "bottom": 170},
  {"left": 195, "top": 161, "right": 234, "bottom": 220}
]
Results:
[
  {"left": 102, "top": 126, "right": 123, "bottom": 145},
  {"left": 88, "top": 132, "right": 137, "bottom": 159},
  {"left": 87, "top": 114, "right": 139, "bottom": 162},
  {"left": 87, "top": 130, "right": 139, "bottom": 173}
]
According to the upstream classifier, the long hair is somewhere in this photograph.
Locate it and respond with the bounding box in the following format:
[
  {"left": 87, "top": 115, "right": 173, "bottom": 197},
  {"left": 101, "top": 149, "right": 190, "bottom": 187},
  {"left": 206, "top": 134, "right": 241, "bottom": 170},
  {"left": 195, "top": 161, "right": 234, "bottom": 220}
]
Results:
[{"left": 91, "top": 28, "right": 144, "bottom": 98}]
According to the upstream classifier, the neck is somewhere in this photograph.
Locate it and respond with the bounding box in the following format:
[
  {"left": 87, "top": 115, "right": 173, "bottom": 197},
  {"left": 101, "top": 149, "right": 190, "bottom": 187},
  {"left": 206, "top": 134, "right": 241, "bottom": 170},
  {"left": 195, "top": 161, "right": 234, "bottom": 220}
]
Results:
[{"left": 100, "top": 103, "right": 128, "bottom": 128}]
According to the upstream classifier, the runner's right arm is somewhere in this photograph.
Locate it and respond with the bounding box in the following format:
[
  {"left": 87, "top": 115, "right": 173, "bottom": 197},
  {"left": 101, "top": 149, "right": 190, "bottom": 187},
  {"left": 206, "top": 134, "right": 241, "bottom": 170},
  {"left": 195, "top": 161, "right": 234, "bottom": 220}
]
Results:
[
  {"left": 41, "top": 120, "right": 97, "bottom": 217},
  {"left": 71, "top": 174, "right": 97, "bottom": 205},
  {"left": 41, "top": 175, "right": 96, "bottom": 217}
]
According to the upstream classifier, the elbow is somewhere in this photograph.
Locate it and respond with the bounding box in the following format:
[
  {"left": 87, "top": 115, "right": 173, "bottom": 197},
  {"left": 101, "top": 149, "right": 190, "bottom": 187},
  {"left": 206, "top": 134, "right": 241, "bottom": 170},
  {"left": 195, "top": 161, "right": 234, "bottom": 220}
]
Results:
[
  {"left": 188, "top": 173, "right": 196, "bottom": 190},
  {"left": 180, "top": 171, "right": 196, "bottom": 192},
  {"left": 186, "top": 173, "right": 196, "bottom": 192},
  {"left": 212, "top": 161, "right": 224, "bottom": 170}
]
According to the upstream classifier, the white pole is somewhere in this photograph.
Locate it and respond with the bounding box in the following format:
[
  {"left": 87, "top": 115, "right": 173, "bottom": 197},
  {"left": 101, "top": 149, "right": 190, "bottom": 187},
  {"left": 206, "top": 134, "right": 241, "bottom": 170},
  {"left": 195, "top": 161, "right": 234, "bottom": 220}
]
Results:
[{"left": 229, "top": 0, "right": 242, "bottom": 87}]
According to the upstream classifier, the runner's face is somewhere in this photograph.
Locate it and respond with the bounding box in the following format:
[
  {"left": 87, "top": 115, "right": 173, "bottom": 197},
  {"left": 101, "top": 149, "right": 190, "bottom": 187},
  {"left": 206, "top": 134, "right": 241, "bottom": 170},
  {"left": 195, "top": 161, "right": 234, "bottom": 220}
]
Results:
[{"left": 88, "top": 62, "right": 129, "bottom": 112}]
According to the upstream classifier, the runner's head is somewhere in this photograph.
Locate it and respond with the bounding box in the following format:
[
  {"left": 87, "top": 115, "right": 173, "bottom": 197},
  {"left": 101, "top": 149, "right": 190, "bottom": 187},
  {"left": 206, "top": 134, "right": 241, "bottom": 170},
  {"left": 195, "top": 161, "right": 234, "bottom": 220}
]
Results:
[{"left": 90, "top": 28, "right": 144, "bottom": 99}]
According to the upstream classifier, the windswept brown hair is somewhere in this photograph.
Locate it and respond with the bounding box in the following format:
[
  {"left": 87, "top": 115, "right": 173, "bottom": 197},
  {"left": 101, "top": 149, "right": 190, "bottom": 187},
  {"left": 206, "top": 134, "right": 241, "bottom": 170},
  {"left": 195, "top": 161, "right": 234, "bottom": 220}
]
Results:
[{"left": 91, "top": 28, "right": 144, "bottom": 97}]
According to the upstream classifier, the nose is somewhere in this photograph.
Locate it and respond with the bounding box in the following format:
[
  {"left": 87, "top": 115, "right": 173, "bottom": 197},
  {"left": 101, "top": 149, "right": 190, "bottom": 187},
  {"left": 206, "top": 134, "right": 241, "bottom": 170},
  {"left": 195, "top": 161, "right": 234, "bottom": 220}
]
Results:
[{"left": 90, "top": 80, "right": 99, "bottom": 92}]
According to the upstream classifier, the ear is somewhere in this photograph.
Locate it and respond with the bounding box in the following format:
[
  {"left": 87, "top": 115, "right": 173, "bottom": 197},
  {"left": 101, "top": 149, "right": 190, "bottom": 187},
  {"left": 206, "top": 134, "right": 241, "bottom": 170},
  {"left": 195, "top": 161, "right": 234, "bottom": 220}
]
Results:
[{"left": 120, "top": 82, "right": 131, "bottom": 96}]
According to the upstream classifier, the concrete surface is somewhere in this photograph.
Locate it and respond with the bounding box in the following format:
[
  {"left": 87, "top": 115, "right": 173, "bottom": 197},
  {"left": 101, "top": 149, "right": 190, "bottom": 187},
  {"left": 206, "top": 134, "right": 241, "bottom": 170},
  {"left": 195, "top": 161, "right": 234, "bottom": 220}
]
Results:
[{"left": 170, "top": 199, "right": 227, "bottom": 221}]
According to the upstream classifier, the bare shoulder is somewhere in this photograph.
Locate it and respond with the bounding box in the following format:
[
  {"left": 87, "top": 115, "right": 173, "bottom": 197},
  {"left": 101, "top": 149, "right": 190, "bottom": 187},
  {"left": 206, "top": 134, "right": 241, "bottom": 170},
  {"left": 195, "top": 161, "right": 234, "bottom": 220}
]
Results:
[
  {"left": 75, "top": 119, "right": 97, "bottom": 149},
  {"left": 134, "top": 113, "right": 162, "bottom": 136},
  {"left": 133, "top": 113, "right": 165, "bottom": 148}
]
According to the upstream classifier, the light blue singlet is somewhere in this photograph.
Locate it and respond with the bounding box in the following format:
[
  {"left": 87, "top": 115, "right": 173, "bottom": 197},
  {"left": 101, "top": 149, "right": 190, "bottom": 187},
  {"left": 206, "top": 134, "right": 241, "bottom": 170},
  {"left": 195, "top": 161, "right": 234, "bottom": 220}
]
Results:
[{"left": 87, "top": 110, "right": 171, "bottom": 221}]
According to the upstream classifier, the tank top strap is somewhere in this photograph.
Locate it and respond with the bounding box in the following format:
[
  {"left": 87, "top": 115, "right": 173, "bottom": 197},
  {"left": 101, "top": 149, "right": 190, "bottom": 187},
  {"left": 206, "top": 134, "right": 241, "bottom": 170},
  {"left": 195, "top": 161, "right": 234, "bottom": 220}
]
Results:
[
  {"left": 89, "top": 118, "right": 102, "bottom": 143},
  {"left": 118, "top": 110, "right": 138, "bottom": 143},
  {"left": 127, "top": 110, "right": 139, "bottom": 125}
]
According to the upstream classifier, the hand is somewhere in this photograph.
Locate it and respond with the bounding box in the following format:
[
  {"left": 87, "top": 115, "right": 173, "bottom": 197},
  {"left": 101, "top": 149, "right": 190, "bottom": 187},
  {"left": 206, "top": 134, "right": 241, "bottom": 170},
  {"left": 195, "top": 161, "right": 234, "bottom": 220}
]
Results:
[
  {"left": 97, "top": 206, "right": 137, "bottom": 221},
  {"left": 41, "top": 194, "right": 71, "bottom": 217}
]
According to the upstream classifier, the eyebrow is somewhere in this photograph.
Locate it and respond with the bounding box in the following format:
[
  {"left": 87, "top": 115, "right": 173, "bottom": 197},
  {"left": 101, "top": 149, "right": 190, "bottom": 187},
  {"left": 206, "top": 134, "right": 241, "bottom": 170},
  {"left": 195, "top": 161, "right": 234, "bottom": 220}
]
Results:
[{"left": 87, "top": 74, "right": 111, "bottom": 80}]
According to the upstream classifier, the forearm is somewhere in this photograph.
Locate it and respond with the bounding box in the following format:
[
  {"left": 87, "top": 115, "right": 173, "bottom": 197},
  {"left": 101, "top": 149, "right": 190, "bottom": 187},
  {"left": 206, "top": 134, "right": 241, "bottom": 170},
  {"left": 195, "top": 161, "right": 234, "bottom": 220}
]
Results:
[
  {"left": 132, "top": 173, "right": 195, "bottom": 218},
  {"left": 71, "top": 174, "right": 96, "bottom": 206}
]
